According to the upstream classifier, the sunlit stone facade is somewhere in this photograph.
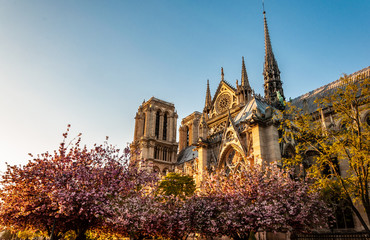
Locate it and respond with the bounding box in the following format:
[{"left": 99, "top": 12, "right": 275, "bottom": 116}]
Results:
[{"left": 131, "top": 10, "right": 370, "bottom": 233}]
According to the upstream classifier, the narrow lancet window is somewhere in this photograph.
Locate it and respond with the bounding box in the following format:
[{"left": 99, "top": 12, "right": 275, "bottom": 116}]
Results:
[
  {"left": 186, "top": 127, "right": 190, "bottom": 146},
  {"left": 142, "top": 113, "right": 146, "bottom": 135},
  {"left": 155, "top": 111, "right": 160, "bottom": 138},
  {"left": 163, "top": 113, "right": 167, "bottom": 140}
]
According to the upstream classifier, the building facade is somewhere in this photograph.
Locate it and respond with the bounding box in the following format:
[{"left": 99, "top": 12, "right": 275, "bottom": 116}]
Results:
[
  {"left": 131, "top": 97, "right": 178, "bottom": 174},
  {"left": 131, "top": 10, "right": 370, "bottom": 232}
]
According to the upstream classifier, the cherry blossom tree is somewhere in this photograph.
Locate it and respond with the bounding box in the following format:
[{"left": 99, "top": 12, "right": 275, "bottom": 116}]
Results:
[
  {"left": 107, "top": 163, "right": 331, "bottom": 240},
  {"left": 106, "top": 186, "right": 190, "bottom": 239},
  {"left": 187, "top": 163, "right": 332, "bottom": 239},
  {"left": 0, "top": 126, "right": 152, "bottom": 240}
]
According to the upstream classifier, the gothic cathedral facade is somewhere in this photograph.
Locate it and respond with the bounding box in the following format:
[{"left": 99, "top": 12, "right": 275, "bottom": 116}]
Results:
[
  {"left": 131, "top": 11, "right": 370, "bottom": 197},
  {"left": 131, "top": 11, "right": 287, "bottom": 179}
]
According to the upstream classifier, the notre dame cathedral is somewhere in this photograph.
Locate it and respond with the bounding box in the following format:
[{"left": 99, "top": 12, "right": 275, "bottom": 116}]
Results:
[
  {"left": 131, "top": 11, "right": 370, "bottom": 232},
  {"left": 131, "top": 10, "right": 370, "bottom": 179},
  {"left": 131, "top": 10, "right": 286, "bottom": 175}
]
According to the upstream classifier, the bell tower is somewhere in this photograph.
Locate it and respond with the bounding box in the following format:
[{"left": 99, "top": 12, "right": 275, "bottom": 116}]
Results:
[{"left": 131, "top": 97, "right": 178, "bottom": 174}]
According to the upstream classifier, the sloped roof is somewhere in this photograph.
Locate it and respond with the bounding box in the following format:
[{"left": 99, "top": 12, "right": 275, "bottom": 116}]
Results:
[
  {"left": 291, "top": 66, "right": 370, "bottom": 113},
  {"left": 177, "top": 145, "right": 198, "bottom": 164},
  {"left": 234, "top": 97, "right": 271, "bottom": 124}
]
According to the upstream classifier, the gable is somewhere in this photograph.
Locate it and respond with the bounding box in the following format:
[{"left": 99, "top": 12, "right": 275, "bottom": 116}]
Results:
[{"left": 209, "top": 80, "right": 237, "bottom": 118}]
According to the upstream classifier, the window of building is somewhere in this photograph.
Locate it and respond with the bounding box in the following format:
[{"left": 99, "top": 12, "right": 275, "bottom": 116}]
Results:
[
  {"left": 331, "top": 197, "right": 355, "bottom": 229},
  {"left": 163, "top": 113, "right": 167, "bottom": 140},
  {"left": 163, "top": 148, "right": 167, "bottom": 161},
  {"left": 155, "top": 111, "right": 160, "bottom": 138},
  {"left": 322, "top": 157, "right": 341, "bottom": 177},
  {"left": 142, "top": 113, "right": 146, "bottom": 135},
  {"left": 154, "top": 146, "right": 159, "bottom": 160},
  {"left": 186, "top": 127, "right": 189, "bottom": 146},
  {"left": 153, "top": 166, "right": 160, "bottom": 173}
]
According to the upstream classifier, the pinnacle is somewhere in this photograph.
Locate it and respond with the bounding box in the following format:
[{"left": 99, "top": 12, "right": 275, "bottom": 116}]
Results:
[
  {"left": 204, "top": 79, "right": 212, "bottom": 112},
  {"left": 241, "top": 56, "right": 251, "bottom": 89}
]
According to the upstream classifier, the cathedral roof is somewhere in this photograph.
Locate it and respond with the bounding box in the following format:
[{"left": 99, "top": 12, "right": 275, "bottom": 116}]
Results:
[
  {"left": 291, "top": 66, "right": 370, "bottom": 113},
  {"left": 234, "top": 97, "right": 271, "bottom": 124},
  {"left": 177, "top": 145, "right": 198, "bottom": 164}
]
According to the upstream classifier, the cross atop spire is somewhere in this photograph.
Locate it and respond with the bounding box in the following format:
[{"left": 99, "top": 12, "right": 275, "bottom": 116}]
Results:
[{"left": 221, "top": 67, "right": 224, "bottom": 81}]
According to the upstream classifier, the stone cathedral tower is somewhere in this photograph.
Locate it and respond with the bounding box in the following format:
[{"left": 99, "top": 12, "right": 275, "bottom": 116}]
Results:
[{"left": 131, "top": 97, "right": 178, "bottom": 174}]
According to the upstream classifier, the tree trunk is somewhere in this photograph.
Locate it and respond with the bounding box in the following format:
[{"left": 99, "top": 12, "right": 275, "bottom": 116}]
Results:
[
  {"left": 363, "top": 199, "right": 370, "bottom": 228},
  {"left": 75, "top": 229, "right": 87, "bottom": 240},
  {"left": 348, "top": 197, "right": 370, "bottom": 233},
  {"left": 232, "top": 232, "right": 250, "bottom": 240}
]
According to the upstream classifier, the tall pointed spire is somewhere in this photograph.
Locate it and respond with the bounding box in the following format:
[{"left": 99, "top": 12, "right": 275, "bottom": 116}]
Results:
[
  {"left": 241, "top": 56, "right": 251, "bottom": 89},
  {"left": 221, "top": 67, "right": 224, "bottom": 81},
  {"left": 263, "top": 10, "right": 280, "bottom": 82},
  {"left": 204, "top": 79, "right": 212, "bottom": 112},
  {"left": 262, "top": 9, "right": 285, "bottom": 109}
]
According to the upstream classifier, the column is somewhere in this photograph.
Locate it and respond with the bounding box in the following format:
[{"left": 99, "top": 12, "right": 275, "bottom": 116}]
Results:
[
  {"left": 133, "top": 113, "right": 139, "bottom": 141},
  {"left": 173, "top": 112, "right": 178, "bottom": 143},
  {"left": 144, "top": 109, "right": 151, "bottom": 138},
  {"left": 150, "top": 108, "right": 156, "bottom": 137}
]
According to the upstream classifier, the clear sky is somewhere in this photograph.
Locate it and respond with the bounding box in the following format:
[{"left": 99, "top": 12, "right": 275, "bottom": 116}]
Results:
[{"left": 0, "top": 0, "right": 369, "bottom": 173}]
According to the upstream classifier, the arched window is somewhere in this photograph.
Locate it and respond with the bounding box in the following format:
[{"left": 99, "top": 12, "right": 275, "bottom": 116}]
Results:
[
  {"left": 283, "top": 144, "right": 295, "bottom": 159},
  {"left": 331, "top": 195, "right": 355, "bottom": 229},
  {"left": 323, "top": 157, "right": 341, "bottom": 177},
  {"left": 153, "top": 166, "right": 160, "bottom": 173},
  {"left": 163, "top": 148, "right": 167, "bottom": 161},
  {"left": 155, "top": 111, "right": 160, "bottom": 138},
  {"left": 163, "top": 113, "right": 167, "bottom": 140},
  {"left": 168, "top": 149, "right": 171, "bottom": 162},
  {"left": 220, "top": 147, "right": 244, "bottom": 175},
  {"left": 154, "top": 146, "right": 159, "bottom": 159}
]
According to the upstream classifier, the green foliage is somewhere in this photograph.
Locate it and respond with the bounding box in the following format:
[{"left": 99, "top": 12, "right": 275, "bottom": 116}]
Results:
[
  {"left": 280, "top": 75, "right": 370, "bottom": 230},
  {"left": 157, "top": 172, "right": 196, "bottom": 199}
]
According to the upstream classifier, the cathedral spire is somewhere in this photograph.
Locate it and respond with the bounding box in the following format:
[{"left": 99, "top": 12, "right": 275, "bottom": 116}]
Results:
[
  {"left": 241, "top": 56, "right": 251, "bottom": 89},
  {"left": 221, "top": 67, "right": 224, "bottom": 81},
  {"left": 204, "top": 79, "right": 212, "bottom": 112},
  {"left": 262, "top": 9, "right": 285, "bottom": 109},
  {"left": 263, "top": 10, "right": 280, "bottom": 81}
]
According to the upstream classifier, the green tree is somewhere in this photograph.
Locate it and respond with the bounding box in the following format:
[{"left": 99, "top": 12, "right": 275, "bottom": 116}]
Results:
[
  {"left": 157, "top": 172, "right": 196, "bottom": 199},
  {"left": 280, "top": 75, "right": 370, "bottom": 231}
]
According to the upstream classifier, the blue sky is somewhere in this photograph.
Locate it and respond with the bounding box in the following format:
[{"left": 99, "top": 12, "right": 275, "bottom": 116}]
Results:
[{"left": 0, "top": 0, "right": 369, "bottom": 173}]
